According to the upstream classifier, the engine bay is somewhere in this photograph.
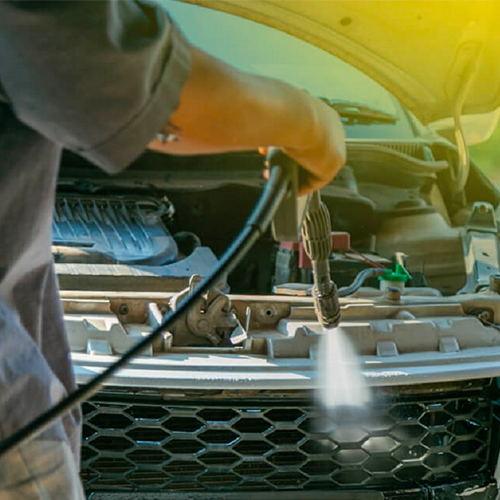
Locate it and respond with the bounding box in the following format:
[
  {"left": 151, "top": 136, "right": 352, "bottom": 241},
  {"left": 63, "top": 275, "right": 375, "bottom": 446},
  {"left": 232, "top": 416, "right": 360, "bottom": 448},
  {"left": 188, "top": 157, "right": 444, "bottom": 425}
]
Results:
[
  {"left": 52, "top": 139, "right": 500, "bottom": 360},
  {"left": 56, "top": 139, "right": 500, "bottom": 297}
]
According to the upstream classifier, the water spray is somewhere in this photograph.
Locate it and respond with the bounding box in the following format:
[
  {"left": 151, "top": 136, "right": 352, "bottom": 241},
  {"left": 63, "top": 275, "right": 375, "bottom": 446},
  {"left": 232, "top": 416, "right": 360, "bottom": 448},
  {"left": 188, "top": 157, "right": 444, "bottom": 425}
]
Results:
[{"left": 267, "top": 148, "right": 370, "bottom": 415}]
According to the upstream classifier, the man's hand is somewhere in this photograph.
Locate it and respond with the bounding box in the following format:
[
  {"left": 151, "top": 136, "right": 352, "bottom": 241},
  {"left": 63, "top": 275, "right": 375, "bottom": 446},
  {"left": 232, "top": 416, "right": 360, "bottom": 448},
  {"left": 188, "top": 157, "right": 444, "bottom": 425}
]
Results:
[
  {"left": 148, "top": 46, "right": 346, "bottom": 195},
  {"left": 281, "top": 98, "right": 346, "bottom": 195}
]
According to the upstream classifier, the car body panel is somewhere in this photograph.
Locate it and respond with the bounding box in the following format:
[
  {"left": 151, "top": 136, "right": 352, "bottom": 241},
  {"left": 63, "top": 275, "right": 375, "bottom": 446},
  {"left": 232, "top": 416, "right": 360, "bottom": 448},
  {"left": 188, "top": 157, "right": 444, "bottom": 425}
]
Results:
[{"left": 183, "top": 0, "right": 500, "bottom": 124}]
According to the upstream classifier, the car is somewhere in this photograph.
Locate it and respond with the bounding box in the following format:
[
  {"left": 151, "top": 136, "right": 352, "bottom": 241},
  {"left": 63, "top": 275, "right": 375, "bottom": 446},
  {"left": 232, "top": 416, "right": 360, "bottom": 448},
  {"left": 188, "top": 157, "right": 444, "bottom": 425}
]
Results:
[{"left": 55, "top": 1, "right": 500, "bottom": 499}]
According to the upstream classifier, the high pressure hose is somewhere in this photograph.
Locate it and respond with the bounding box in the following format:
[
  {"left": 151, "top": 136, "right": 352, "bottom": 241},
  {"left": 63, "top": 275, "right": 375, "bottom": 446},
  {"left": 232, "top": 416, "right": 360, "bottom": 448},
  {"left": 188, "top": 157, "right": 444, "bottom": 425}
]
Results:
[{"left": 0, "top": 163, "right": 292, "bottom": 460}]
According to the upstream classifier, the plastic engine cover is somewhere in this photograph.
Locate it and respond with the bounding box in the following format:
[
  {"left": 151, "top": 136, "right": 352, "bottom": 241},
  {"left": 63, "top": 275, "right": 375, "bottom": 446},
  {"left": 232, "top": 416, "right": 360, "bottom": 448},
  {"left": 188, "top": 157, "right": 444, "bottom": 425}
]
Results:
[{"left": 53, "top": 195, "right": 178, "bottom": 265}]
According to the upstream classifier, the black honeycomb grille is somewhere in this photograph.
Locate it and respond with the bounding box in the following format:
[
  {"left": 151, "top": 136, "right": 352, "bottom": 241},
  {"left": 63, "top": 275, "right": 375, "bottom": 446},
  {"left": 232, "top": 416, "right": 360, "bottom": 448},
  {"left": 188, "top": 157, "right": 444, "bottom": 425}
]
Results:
[{"left": 81, "top": 388, "right": 494, "bottom": 493}]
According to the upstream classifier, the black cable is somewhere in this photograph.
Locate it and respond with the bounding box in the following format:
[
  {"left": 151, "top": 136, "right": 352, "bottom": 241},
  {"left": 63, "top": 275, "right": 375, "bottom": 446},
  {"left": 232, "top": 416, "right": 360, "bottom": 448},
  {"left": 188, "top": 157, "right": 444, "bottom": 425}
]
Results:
[
  {"left": 0, "top": 165, "right": 290, "bottom": 459},
  {"left": 338, "top": 267, "right": 386, "bottom": 297}
]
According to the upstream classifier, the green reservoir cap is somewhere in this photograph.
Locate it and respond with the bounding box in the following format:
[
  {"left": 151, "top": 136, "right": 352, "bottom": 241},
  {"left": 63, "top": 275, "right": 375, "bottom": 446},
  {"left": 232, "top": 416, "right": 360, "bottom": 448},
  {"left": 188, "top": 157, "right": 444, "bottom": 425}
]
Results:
[{"left": 379, "top": 264, "right": 412, "bottom": 283}]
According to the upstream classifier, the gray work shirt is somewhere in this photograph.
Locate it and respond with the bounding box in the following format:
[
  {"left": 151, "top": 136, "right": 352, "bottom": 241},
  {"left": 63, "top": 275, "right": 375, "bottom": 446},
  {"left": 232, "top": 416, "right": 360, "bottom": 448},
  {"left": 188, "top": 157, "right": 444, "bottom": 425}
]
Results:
[{"left": 0, "top": 0, "right": 190, "bottom": 466}]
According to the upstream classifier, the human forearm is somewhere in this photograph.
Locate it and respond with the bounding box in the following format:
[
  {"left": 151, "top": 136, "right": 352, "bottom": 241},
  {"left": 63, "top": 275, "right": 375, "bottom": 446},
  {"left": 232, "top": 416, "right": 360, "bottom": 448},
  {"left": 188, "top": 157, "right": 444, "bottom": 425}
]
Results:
[{"left": 149, "top": 46, "right": 346, "bottom": 194}]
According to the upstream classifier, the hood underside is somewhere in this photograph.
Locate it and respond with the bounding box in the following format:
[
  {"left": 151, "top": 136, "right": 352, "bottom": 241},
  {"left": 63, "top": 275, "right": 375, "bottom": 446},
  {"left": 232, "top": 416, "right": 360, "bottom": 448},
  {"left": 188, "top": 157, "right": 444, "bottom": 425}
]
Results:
[{"left": 185, "top": 0, "right": 500, "bottom": 124}]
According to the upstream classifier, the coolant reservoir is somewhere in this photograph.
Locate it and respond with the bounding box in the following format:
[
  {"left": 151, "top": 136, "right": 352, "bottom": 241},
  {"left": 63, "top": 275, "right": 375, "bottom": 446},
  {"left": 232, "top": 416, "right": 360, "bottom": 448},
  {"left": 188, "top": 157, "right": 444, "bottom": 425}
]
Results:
[{"left": 378, "top": 264, "right": 411, "bottom": 292}]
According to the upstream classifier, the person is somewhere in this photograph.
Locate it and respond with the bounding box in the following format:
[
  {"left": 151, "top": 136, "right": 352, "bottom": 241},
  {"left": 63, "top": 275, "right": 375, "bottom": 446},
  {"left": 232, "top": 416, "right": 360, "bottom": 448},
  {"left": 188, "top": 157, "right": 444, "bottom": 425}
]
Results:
[{"left": 0, "top": 1, "right": 346, "bottom": 498}]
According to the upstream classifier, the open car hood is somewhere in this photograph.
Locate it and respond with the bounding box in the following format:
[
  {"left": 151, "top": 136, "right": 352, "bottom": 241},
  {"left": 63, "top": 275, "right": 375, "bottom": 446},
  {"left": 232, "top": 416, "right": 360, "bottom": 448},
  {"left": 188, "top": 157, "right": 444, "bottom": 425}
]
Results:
[{"left": 186, "top": 0, "right": 500, "bottom": 125}]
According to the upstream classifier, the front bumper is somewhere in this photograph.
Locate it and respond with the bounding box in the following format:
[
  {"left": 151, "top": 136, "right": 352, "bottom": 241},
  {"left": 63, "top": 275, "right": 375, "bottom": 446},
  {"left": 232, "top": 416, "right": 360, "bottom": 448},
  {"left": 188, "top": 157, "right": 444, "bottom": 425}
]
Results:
[
  {"left": 89, "top": 478, "right": 498, "bottom": 499},
  {"left": 70, "top": 293, "right": 500, "bottom": 499}
]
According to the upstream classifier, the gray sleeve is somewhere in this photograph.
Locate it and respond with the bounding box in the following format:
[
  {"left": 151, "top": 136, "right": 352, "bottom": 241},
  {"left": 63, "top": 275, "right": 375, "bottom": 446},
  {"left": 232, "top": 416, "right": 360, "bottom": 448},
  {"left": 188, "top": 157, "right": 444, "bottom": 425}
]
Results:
[{"left": 0, "top": 1, "right": 191, "bottom": 173}]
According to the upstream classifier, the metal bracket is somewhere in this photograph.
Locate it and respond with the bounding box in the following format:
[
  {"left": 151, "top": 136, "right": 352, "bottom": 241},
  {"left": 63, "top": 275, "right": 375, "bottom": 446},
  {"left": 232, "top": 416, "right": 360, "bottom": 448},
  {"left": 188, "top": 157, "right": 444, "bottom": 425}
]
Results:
[
  {"left": 168, "top": 275, "right": 240, "bottom": 346},
  {"left": 459, "top": 202, "right": 500, "bottom": 294}
]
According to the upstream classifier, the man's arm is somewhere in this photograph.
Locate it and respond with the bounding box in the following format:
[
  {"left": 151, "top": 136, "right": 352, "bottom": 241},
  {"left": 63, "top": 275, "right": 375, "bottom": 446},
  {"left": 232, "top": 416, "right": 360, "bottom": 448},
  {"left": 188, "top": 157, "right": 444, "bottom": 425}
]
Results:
[
  {"left": 148, "top": 47, "right": 346, "bottom": 195},
  {"left": 0, "top": 2, "right": 344, "bottom": 189}
]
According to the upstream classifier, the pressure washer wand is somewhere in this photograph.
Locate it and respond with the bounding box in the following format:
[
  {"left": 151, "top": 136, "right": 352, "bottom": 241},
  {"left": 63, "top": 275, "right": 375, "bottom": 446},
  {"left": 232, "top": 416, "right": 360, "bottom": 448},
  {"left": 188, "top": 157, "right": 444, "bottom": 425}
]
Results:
[
  {"left": 267, "top": 148, "right": 369, "bottom": 414},
  {"left": 304, "top": 191, "right": 370, "bottom": 414},
  {"left": 302, "top": 190, "right": 340, "bottom": 328},
  {"left": 265, "top": 148, "right": 340, "bottom": 328}
]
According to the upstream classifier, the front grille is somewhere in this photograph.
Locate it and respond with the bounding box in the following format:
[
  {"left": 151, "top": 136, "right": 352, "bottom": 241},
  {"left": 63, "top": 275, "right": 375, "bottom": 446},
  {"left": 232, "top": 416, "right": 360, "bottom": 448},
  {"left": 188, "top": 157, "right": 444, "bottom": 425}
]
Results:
[{"left": 81, "top": 385, "right": 495, "bottom": 493}]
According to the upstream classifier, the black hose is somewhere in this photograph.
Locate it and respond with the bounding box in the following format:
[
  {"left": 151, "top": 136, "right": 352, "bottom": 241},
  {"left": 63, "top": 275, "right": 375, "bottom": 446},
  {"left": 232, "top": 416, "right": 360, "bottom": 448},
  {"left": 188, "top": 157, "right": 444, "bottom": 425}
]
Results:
[
  {"left": 338, "top": 267, "right": 386, "bottom": 297},
  {"left": 0, "top": 165, "right": 290, "bottom": 459}
]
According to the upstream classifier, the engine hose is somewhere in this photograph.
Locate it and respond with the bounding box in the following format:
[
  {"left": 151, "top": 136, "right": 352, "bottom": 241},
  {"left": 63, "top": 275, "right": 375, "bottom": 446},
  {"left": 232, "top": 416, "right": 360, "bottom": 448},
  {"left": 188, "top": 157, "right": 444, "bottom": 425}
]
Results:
[
  {"left": 0, "top": 164, "right": 291, "bottom": 460},
  {"left": 338, "top": 267, "right": 386, "bottom": 297}
]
